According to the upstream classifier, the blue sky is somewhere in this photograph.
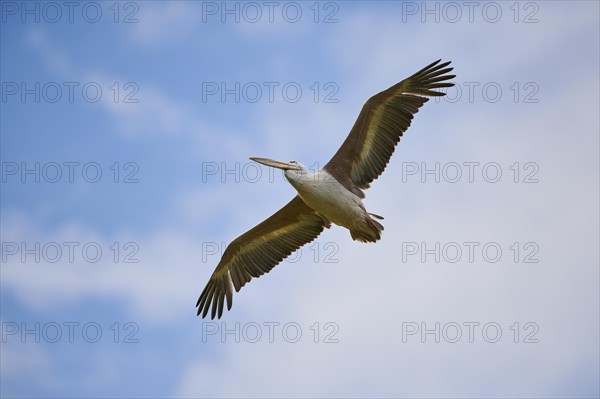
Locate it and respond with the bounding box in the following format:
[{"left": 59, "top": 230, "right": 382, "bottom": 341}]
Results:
[{"left": 1, "top": 1, "right": 599, "bottom": 398}]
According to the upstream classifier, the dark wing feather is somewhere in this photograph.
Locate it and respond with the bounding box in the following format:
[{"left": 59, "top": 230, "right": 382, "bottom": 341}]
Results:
[
  {"left": 196, "top": 196, "right": 330, "bottom": 319},
  {"left": 324, "top": 59, "right": 455, "bottom": 196}
]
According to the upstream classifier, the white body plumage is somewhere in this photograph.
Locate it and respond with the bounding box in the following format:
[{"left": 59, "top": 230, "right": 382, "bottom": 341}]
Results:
[{"left": 284, "top": 164, "right": 382, "bottom": 242}]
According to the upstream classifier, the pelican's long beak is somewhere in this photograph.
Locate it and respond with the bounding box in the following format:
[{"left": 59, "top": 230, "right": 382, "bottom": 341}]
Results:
[{"left": 249, "top": 157, "right": 302, "bottom": 170}]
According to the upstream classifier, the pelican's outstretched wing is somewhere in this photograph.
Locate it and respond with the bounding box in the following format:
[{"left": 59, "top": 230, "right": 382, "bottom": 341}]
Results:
[
  {"left": 196, "top": 196, "right": 330, "bottom": 319},
  {"left": 324, "top": 59, "right": 455, "bottom": 197}
]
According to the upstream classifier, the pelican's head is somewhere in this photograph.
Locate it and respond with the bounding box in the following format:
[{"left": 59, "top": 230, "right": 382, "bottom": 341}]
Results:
[{"left": 249, "top": 157, "right": 307, "bottom": 180}]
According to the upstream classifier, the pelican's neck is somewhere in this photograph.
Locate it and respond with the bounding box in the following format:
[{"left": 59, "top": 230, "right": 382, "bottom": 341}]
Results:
[
  {"left": 285, "top": 168, "right": 338, "bottom": 188},
  {"left": 284, "top": 168, "right": 308, "bottom": 183}
]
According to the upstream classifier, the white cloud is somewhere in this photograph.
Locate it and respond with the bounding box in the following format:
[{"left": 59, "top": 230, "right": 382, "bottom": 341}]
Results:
[{"left": 1, "top": 211, "right": 202, "bottom": 323}]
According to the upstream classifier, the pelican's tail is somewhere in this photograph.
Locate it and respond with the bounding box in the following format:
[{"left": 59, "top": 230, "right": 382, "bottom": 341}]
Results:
[
  {"left": 368, "top": 213, "right": 384, "bottom": 220},
  {"left": 350, "top": 215, "right": 384, "bottom": 243}
]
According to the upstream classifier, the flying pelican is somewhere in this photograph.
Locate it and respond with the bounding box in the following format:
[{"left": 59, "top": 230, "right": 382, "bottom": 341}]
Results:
[{"left": 197, "top": 59, "right": 455, "bottom": 319}]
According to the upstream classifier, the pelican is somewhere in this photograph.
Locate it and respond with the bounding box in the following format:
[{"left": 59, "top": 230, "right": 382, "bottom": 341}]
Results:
[{"left": 197, "top": 59, "right": 455, "bottom": 319}]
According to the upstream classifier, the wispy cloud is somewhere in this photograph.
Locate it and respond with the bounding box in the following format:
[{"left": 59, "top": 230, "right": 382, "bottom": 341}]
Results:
[{"left": 128, "top": 2, "right": 202, "bottom": 47}]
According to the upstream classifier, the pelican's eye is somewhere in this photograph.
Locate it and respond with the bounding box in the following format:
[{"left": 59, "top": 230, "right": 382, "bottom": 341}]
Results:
[{"left": 290, "top": 161, "right": 297, "bottom": 164}]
